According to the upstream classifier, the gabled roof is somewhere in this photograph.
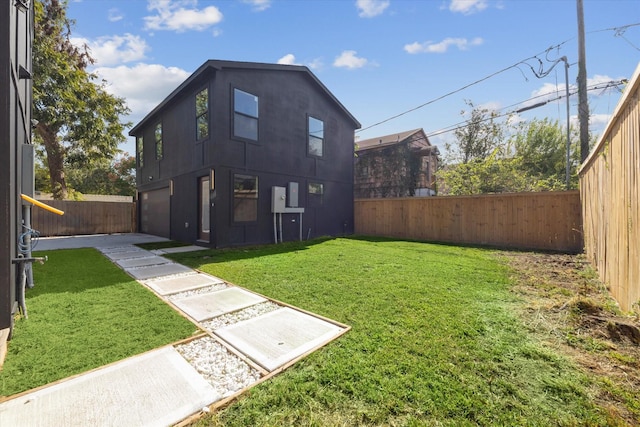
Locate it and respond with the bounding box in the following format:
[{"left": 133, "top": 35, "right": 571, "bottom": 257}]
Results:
[
  {"left": 356, "top": 128, "right": 433, "bottom": 152},
  {"left": 130, "top": 59, "right": 361, "bottom": 135}
]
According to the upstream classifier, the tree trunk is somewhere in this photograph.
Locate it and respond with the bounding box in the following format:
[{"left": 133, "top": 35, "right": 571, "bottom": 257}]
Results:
[{"left": 36, "top": 123, "right": 67, "bottom": 200}]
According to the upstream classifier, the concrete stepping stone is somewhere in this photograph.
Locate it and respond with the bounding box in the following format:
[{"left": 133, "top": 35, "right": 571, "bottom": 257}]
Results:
[
  {"left": 102, "top": 249, "right": 152, "bottom": 261},
  {"left": 144, "top": 273, "right": 225, "bottom": 296},
  {"left": 171, "top": 287, "right": 266, "bottom": 322},
  {"left": 151, "top": 245, "right": 208, "bottom": 254},
  {"left": 0, "top": 347, "right": 219, "bottom": 427},
  {"left": 116, "top": 255, "right": 170, "bottom": 269},
  {"left": 215, "top": 307, "right": 345, "bottom": 372},
  {"left": 98, "top": 245, "right": 139, "bottom": 254},
  {"left": 126, "top": 263, "right": 193, "bottom": 280}
]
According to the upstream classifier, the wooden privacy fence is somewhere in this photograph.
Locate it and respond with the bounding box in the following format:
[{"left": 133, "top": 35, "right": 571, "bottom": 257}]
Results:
[
  {"left": 30, "top": 200, "right": 136, "bottom": 237},
  {"left": 355, "top": 191, "right": 582, "bottom": 253},
  {"left": 579, "top": 63, "right": 640, "bottom": 313}
]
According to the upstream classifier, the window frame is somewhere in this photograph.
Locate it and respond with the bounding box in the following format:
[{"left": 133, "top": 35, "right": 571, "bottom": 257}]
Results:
[
  {"left": 232, "top": 173, "right": 259, "bottom": 223},
  {"left": 232, "top": 88, "right": 259, "bottom": 142},
  {"left": 308, "top": 182, "right": 324, "bottom": 207},
  {"left": 154, "top": 122, "right": 163, "bottom": 160},
  {"left": 196, "top": 88, "right": 209, "bottom": 141},
  {"left": 136, "top": 135, "right": 144, "bottom": 168},
  {"left": 307, "top": 115, "right": 324, "bottom": 158}
]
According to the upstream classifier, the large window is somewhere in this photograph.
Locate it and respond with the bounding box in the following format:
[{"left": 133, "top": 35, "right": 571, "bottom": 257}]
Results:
[
  {"left": 155, "top": 122, "right": 163, "bottom": 160},
  {"left": 233, "top": 88, "right": 258, "bottom": 141},
  {"left": 136, "top": 136, "right": 144, "bottom": 167},
  {"left": 196, "top": 88, "right": 208, "bottom": 140},
  {"left": 308, "top": 116, "right": 324, "bottom": 157},
  {"left": 233, "top": 174, "right": 258, "bottom": 222}
]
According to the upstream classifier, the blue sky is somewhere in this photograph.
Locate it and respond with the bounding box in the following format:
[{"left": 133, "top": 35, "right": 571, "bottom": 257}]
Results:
[{"left": 66, "top": 0, "right": 640, "bottom": 157}]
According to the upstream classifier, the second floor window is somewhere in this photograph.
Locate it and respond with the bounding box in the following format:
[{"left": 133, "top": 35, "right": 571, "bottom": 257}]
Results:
[
  {"left": 233, "top": 88, "right": 258, "bottom": 141},
  {"left": 136, "top": 136, "right": 144, "bottom": 168},
  {"left": 155, "top": 122, "right": 163, "bottom": 160},
  {"left": 196, "top": 88, "right": 208, "bottom": 140},
  {"left": 308, "top": 116, "right": 324, "bottom": 157}
]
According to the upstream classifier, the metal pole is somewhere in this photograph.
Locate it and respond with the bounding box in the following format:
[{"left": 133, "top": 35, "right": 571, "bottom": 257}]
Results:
[
  {"left": 576, "top": 0, "right": 590, "bottom": 161},
  {"left": 23, "top": 204, "right": 34, "bottom": 288},
  {"left": 563, "top": 57, "right": 571, "bottom": 189}
]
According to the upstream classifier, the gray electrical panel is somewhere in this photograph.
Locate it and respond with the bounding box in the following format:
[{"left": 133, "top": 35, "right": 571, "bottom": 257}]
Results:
[
  {"left": 21, "top": 143, "right": 34, "bottom": 197},
  {"left": 288, "top": 182, "right": 299, "bottom": 207},
  {"left": 271, "top": 186, "right": 286, "bottom": 213}
]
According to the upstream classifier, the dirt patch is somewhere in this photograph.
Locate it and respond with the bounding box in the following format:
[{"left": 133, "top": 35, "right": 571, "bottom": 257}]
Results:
[{"left": 499, "top": 251, "right": 640, "bottom": 426}]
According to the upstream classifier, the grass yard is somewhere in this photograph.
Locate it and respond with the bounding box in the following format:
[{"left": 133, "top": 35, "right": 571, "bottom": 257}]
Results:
[
  {"left": 0, "top": 248, "right": 199, "bottom": 397},
  {"left": 167, "top": 237, "right": 620, "bottom": 426}
]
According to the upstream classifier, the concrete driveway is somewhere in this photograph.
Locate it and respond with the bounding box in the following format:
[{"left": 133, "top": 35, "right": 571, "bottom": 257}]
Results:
[{"left": 35, "top": 233, "right": 169, "bottom": 251}]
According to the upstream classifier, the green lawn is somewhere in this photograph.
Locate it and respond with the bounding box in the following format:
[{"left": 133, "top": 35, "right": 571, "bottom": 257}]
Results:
[
  {"left": 0, "top": 248, "right": 199, "bottom": 397},
  {"left": 166, "top": 237, "right": 611, "bottom": 426}
]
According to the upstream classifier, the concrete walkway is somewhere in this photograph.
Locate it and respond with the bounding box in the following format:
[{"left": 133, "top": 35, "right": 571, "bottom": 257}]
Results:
[
  {"left": 0, "top": 234, "right": 348, "bottom": 426},
  {"left": 34, "top": 233, "right": 170, "bottom": 250}
]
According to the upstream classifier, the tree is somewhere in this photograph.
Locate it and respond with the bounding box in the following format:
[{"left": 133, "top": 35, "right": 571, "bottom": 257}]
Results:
[
  {"left": 509, "top": 118, "right": 569, "bottom": 189},
  {"left": 66, "top": 154, "right": 136, "bottom": 196},
  {"left": 445, "top": 100, "right": 506, "bottom": 164},
  {"left": 438, "top": 152, "right": 528, "bottom": 195},
  {"left": 439, "top": 114, "right": 587, "bottom": 195},
  {"left": 33, "top": 0, "right": 130, "bottom": 199}
]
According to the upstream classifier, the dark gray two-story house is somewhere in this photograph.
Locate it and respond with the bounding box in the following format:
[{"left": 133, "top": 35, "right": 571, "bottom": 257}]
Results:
[{"left": 130, "top": 60, "right": 360, "bottom": 248}]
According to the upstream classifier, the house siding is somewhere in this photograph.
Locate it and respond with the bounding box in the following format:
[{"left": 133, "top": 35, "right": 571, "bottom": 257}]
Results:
[
  {"left": 132, "top": 61, "right": 359, "bottom": 248},
  {"left": 1, "top": 3, "right": 33, "bottom": 333}
]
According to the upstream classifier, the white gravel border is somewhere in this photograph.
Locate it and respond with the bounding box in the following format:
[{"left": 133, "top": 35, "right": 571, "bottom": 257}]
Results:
[
  {"left": 201, "top": 301, "right": 282, "bottom": 331},
  {"left": 166, "top": 283, "right": 229, "bottom": 301},
  {"left": 175, "top": 336, "right": 261, "bottom": 398}
]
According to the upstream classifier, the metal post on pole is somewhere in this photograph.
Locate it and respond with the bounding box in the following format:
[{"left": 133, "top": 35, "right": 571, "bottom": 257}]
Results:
[{"left": 515, "top": 56, "right": 573, "bottom": 189}]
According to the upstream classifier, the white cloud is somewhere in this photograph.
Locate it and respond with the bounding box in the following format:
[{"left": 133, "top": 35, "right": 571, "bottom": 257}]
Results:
[
  {"left": 529, "top": 82, "right": 572, "bottom": 104},
  {"left": 277, "top": 54, "right": 299, "bottom": 65},
  {"left": 588, "top": 74, "right": 615, "bottom": 87},
  {"left": 587, "top": 74, "right": 627, "bottom": 96},
  {"left": 590, "top": 113, "right": 611, "bottom": 129},
  {"left": 448, "top": 0, "right": 488, "bottom": 15},
  {"left": 356, "top": 0, "right": 390, "bottom": 18},
  {"left": 479, "top": 101, "right": 501, "bottom": 112},
  {"left": 278, "top": 54, "right": 325, "bottom": 70},
  {"left": 404, "top": 37, "right": 483, "bottom": 54},
  {"left": 108, "top": 8, "right": 123, "bottom": 22},
  {"left": 242, "top": 0, "right": 272, "bottom": 12},
  {"left": 308, "top": 58, "right": 324, "bottom": 70},
  {"left": 94, "top": 63, "right": 191, "bottom": 120},
  {"left": 144, "top": 0, "right": 223, "bottom": 32},
  {"left": 333, "top": 50, "right": 369, "bottom": 69},
  {"left": 72, "top": 34, "right": 149, "bottom": 66}
]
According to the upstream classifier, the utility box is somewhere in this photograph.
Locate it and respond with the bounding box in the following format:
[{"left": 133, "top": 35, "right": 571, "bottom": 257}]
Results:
[
  {"left": 271, "top": 186, "right": 286, "bottom": 213},
  {"left": 287, "top": 182, "right": 299, "bottom": 208},
  {"left": 21, "top": 143, "right": 34, "bottom": 197}
]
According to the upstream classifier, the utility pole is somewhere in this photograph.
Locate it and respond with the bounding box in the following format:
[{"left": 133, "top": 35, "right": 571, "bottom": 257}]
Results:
[{"left": 577, "top": 0, "right": 590, "bottom": 162}]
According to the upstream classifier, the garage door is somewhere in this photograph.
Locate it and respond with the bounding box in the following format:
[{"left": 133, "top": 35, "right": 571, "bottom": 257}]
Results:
[{"left": 140, "top": 187, "right": 170, "bottom": 238}]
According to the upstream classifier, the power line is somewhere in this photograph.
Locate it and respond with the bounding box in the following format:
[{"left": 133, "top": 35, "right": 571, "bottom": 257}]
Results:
[
  {"left": 356, "top": 22, "right": 640, "bottom": 135},
  {"left": 355, "top": 44, "right": 570, "bottom": 134},
  {"left": 425, "top": 79, "right": 627, "bottom": 139}
]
